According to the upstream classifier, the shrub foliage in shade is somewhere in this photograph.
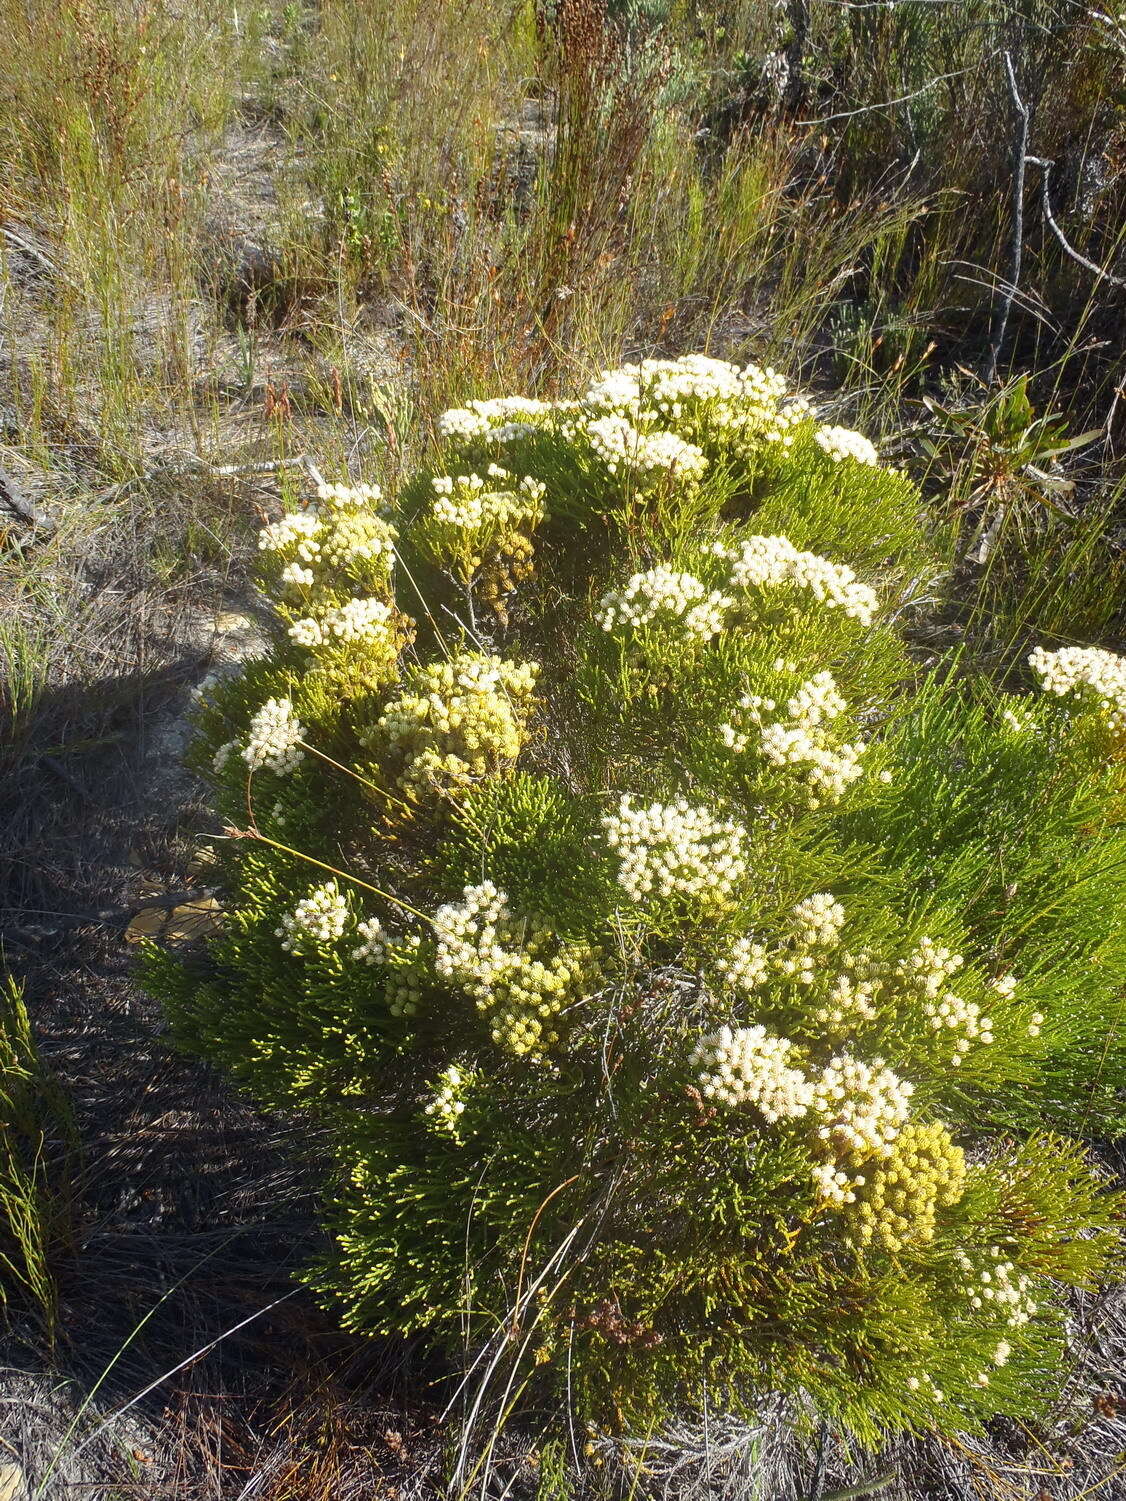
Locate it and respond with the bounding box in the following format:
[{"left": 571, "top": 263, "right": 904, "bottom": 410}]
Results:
[{"left": 145, "top": 356, "right": 1126, "bottom": 1445}]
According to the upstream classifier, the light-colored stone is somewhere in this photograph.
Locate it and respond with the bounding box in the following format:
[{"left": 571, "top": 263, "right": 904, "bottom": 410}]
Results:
[{"left": 0, "top": 1461, "right": 29, "bottom": 1501}]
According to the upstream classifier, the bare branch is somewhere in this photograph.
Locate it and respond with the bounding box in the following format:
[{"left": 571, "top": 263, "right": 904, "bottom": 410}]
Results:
[
  {"left": 985, "top": 51, "right": 1028, "bottom": 384},
  {"left": 1025, "top": 155, "right": 1126, "bottom": 290},
  {"left": 0, "top": 466, "right": 57, "bottom": 538}
]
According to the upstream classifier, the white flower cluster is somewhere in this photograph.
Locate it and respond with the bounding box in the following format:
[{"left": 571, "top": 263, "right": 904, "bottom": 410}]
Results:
[
  {"left": 241, "top": 697, "right": 306, "bottom": 775},
  {"left": 351, "top": 918, "right": 426, "bottom": 1017},
  {"left": 423, "top": 1063, "right": 474, "bottom": 1138},
  {"left": 276, "top": 881, "right": 349, "bottom": 952},
  {"left": 317, "top": 510, "right": 397, "bottom": 570},
  {"left": 280, "top": 562, "right": 315, "bottom": 590},
  {"left": 288, "top": 596, "right": 397, "bottom": 650},
  {"left": 954, "top": 1247, "right": 1038, "bottom": 1327},
  {"left": 583, "top": 415, "right": 708, "bottom": 491},
  {"left": 212, "top": 739, "right": 237, "bottom": 773},
  {"left": 374, "top": 653, "right": 539, "bottom": 795},
  {"left": 692, "top": 1020, "right": 918, "bottom": 1204},
  {"left": 811, "top": 1162, "right": 863, "bottom": 1207},
  {"left": 999, "top": 704, "right": 1034, "bottom": 736},
  {"left": 722, "top": 669, "right": 867, "bottom": 806},
  {"left": 258, "top": 510, "right": 322, "bottom": 561},
  {"left": 323, "top": 596, "right": 394, "bottom": 643},
  {"left": 814, "top": 424, "right": 880, "bottom": 466},
  {"left": 716, "top": 535, "right": 879, "bottom": 625},
  {"left": 900, "top": 939, "right": 993, "bottom": 1061},
  {"left": 597, "top": 567, "right": 732, "bottom": 641},
  {"left": 814, "top": 963, "right": 884, "bottom": 1029},
  {"left": 257, "top": 494, "right": 396, "bottom": 600},
  {"left": 351, "top": 917, "right": 387, "bottom": 965},
  {"left": 437, "top": 396, "right": 553, "bottom": 442},
  {"left": 691, "top": 1025, "right": 813, "bottom": 1120},
  {"left": 989, "top": 973, "right": 1044, "bottom": 1038},
  {"left": 812, "top": 1053, "right": 914, "bottom": 1166},
  {"left": 713, "top": 901, "right": 875, "bottom": 1018},
  {"left": 715, "top": 935, "right": 770, "bottom": 993},
  {"left": 904, "top": 1371, "right": 948, "bottom": 1402},
  {"left": 601, "top": 795, "right": 747, "bottom": 906},
  {"left": 432, "top": 881, "right": 592, "bottom": 1054},
  {"left": 315, "top": 480, "right": 383, "bottom": 512},
  {"left": 580, "top": 356, "right": 810, "bottom": 452},
  {"left": 789, "top": 892, "right": 846, "bottom": 947},
  {"left": 1029, "top": 643, "right": 1126, "bottom": 736},
  {"left": 429, "top": 466, "right": 546, "bottom": 533}
]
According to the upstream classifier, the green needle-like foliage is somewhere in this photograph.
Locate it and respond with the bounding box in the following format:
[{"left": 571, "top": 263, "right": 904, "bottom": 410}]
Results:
[{"left": 144, "top": 355, "right": 1126, "bottom": 1447}]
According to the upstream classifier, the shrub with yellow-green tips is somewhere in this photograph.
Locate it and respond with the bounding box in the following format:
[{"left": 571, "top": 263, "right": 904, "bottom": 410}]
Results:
[
  {"left": 146, "top": 355, "right": 1126, "bottom": 1453},
  {"left": 844, "top": 1121, "right": 967, "bottom": 1254},
  {"left": 364, "top": 651, "right": 539, "bottom": 800}
]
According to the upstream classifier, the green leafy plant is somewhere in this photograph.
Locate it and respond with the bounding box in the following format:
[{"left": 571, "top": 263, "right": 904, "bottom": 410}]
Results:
[
  {"left": 923, "top": 375, "right": 1103, "bottom": 564},
  {"left": 1, "top": 974, "right": 77, "bottom": 1345},
  {"left": 145, "top": 355, "right": 1126, "bottom": 1449}
]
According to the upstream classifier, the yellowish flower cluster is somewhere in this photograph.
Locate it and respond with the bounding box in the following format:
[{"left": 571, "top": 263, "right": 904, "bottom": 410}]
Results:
[
  {"left": 690, "top": 1014, "right": 922, "bottom": 1209},
  {"left": 1029, "top": 643, "right": 1126, "bottom": 738},
  {"left": 258, "top": 510, "right": 322, "bottom": 561},
  {"left": 315, "top": 480, "right": 384, "bottom": 511},
  {"left": 597, "top": 567, "right": 732, "bottom": 641},
  {"left": 721, "top": 669, "right": 868, "bottom": 807},
  {"left": 372, "top": 652, "right": 539, "bottom": 797},
  {"left": 813, "top": 955, "right": 888, "bottom": 1029},
  {"left": 716, "top": 535, "right": 880, "bottom": 625},
  {"left": 351, "top": 918, "right": 427, "bottom": 1017},
  {"left": 691, "top": 1024, "right": 814, "bottom": 1120},
  {"left": 429, "top": 467, "right": 545, "bottom": 534},
  {"left": 843, "top": 1121, "right": 966, "bottom": 1253},
  {"left": 713, "top": 899, "right": 872, "bottom": 1013},
  {"left": 579, "top": 356, "right": 810, "bottom": 452},
  {"left": 601, "top": 795, "right": 747, "bottom": 906},
  {"left": 276, "top": 881, "right": 349, "bottom": 953},
  {"left": 789, "top": 891, "right": 846, "bottom": 947},
  {"left": 289, "top": 597, "right": 397, "bottom": 648},
  {"left": 258, "top": 499, "right": 397, "bottom": 591},
  {"left": 419, "top": 465, "right": 547, "bottom": 615},
  {"left": 432, "top": 881, "right": 595, "bottom": 1054},
  {"left": 714, "top": 934, "right": 770, "bottom": 994},
  {"left": 814, "top": 424, "right": 880, "bottom": 466},
  {"left": 316, "top": 509, "right": 398, "bottom": 572},
  {"left": 285, "top": 592, "right": 409, "bottom": 694},
  {"left": 241, "top": 696, "right": 306, "bottom": 776}
]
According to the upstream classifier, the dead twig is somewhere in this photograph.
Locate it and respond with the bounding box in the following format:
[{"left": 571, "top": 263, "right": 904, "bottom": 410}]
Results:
[
  {"left": 0, "top": 466, "right": 57, "bottom": 538},
  {"left": 97, "top": 453, "right": 325, "bottom": 504},
  {"left": 1025, "top": 154, "right": 1126, "bottom": 290}
]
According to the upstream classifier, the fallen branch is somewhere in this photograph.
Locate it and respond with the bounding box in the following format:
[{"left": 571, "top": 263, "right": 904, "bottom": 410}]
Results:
[
  {"left": 0, "top": 465, "right": 57, "bottom": 538},
  {"left": 1025, "top": 154, "right": 1126, "bottom": 289},
  {"left": 97, "top": 452, "right": 325, "bottom": 502}
]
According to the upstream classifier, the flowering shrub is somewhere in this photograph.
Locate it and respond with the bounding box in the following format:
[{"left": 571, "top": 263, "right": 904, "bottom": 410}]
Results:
[{"left": 146, "top": 355, "right": 1126, "bottom": 1447}]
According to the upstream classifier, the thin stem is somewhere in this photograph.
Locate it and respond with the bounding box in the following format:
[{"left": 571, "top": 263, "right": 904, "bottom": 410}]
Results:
[{"left": 224, "top": 824, "right": 430, "bottom": 923}]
